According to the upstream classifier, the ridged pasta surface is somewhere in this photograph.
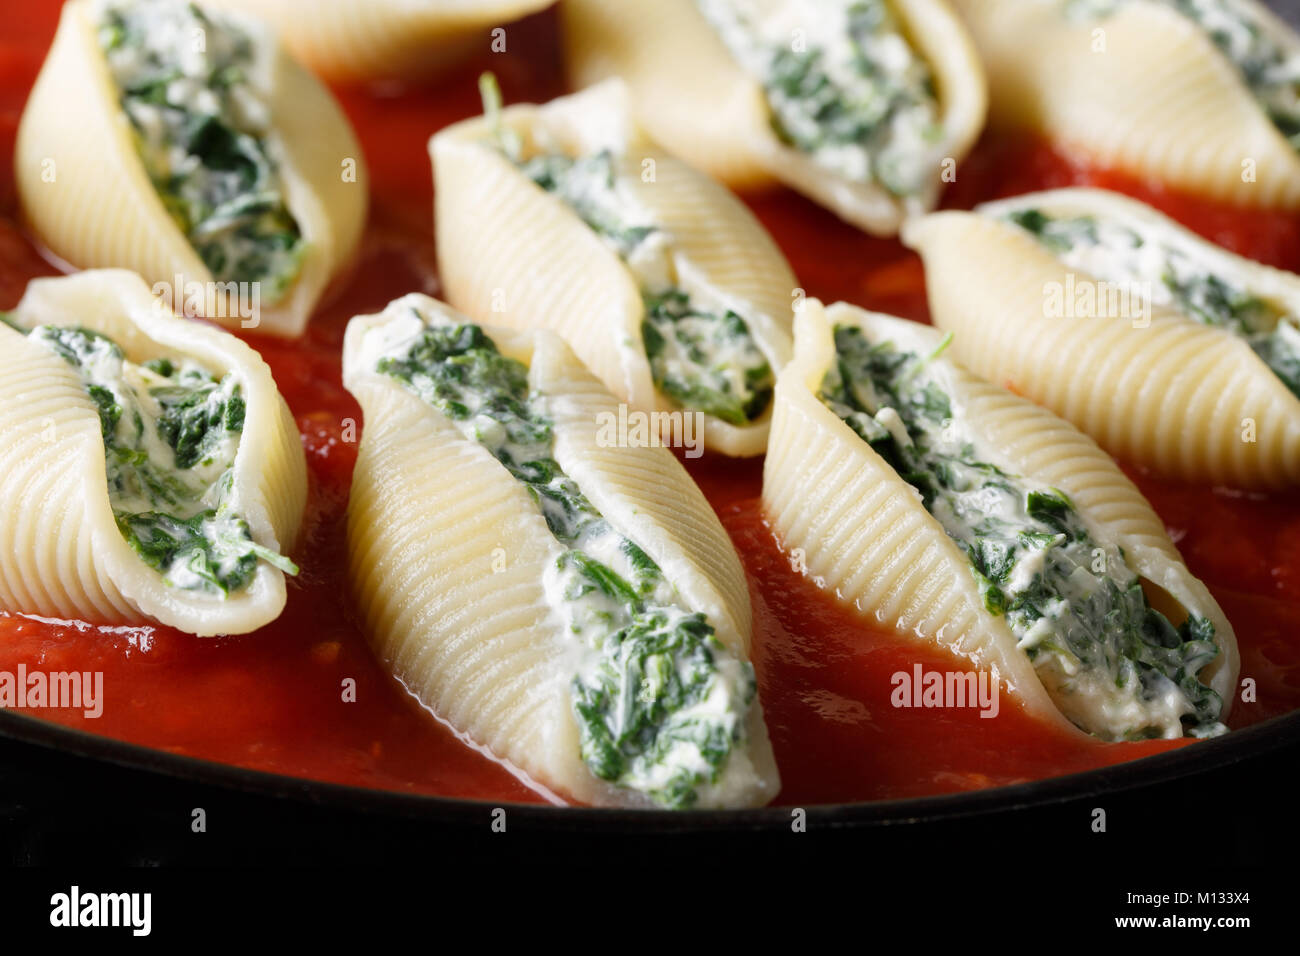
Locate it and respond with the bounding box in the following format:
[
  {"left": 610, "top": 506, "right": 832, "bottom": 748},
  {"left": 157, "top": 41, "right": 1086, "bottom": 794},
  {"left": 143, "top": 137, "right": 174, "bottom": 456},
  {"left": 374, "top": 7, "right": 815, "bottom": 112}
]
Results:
[
  {"left": 346, "top": 377, "right": 580, "bottom": 800},
  {"left": 561, "top": 0, "right": 775, "bottom": 188},
  {"left": 342, "top": 296, "right": 779, "bottom": 807},
  {"left": 431, "top": 80, "right": 796, "bottom": 457},
  {"left": 207, "top": 0, "right": 554, "bottom": 83},
  {"left": 531, "top": 334, "right": 756, "bottom": 650},
  {"left": 622, "top": 154, "right": 796, "bottom": 375},
  {"left": 433, "top": 118, "right": 649, "bottom": 415},
  {"left": 0, "top": 270, "right": 307, "bottom": 635},
  {"left": 0, "top": 344, "right": 137, "bottom": 624},
  {"left": 935, "top": 337, "right": 1239, "bottom": 704},
  {"left": 951, "top": 0, "right": 1300, "bottom": 208},
  {"left": 763, "top": 300, "right": 1238, "bottom": 732},
  {"left": 561, "top": 0, "right": 987, "bottom": 235},
  {"left": 902, "top": 205, "right": 1300, "bottom": 488},
  {"left": 14, "top": 0, "right": 368, "bottom": 337}
]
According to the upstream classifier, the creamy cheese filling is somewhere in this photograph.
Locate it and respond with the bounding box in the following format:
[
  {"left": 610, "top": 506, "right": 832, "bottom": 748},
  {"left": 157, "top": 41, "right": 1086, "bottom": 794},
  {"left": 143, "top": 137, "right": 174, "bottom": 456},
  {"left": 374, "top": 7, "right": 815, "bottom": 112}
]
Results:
[
  {"left": 366, "top": 306, "right": 757, "bottom": 807},
  {"left": 25, "top": 322, "right": 295, "bottom": 596},
  {"left": 478, "top": 76, "right": 774, "bottom": 426},
  {"left": 819, "top": 323, "right": 1225, "bottom": 739},
  {"left": 1003, "top": 206, "right": 1300, "bottom": 399},
  {"left": 96, "top": 0, "right": 306, "bottom": 301},
  {"left": 696, "top": 0, "right": 943, "bottom": 194},
  {"left": 1067, "top": 0, "right": 1300, "bottom": 149}
]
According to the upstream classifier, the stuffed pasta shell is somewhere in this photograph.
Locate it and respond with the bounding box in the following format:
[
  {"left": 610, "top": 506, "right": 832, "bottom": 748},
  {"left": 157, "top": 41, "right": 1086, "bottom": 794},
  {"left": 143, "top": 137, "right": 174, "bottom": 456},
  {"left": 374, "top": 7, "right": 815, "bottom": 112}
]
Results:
[
  {"left": 0, "top": 270, "right": 307, "bottom": 636},
  {"left": 950, "top": 0, "right": 1300, "bottom": 208},
  {"left": 432, "top": 78, "right": 797, "bottom": 457},
  {"left": 15, "top": 0, "right": 368, "bottom": 338},
  {"left": 561, "top": 0, "right": 987, "bottom": 234},
  {"left": 902, "top": 188, "right": 1300, "bottom": 488},
  {"left": 764, "top": 299, "right": 1238, "bottom": 740},
  {"left": 343, "top": 294, "right": 780, "bottom": 808},
  {"left": 205, "top": 0, "right": 555, "bottom": 84}
]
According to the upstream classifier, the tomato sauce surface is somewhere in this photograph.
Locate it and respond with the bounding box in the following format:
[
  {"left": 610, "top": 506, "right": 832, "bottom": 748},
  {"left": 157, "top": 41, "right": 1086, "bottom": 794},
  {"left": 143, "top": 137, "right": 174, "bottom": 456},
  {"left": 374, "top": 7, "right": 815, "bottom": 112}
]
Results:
[{"left": 0, "top": 2, "right": 1297, "bottom": 806}]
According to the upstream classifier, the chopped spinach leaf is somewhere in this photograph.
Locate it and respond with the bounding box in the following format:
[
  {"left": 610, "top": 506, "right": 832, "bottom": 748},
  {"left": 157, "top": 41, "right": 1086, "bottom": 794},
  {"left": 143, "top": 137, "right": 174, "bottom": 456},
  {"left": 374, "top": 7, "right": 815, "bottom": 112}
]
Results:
[
  {"left": 154, "top": 372, "right": 246, "bottom": 469},
  {"left": 819, "top": 322, "right": 1224, "bottom": 738},
  {"left": 478, "top": 78, "right": 775, "bottom": 427},
  {"left": 98, "top": 0, "right": 305, "bottom": 300},
  {"left": 571, "top": 596, "right": 753, "bottom": 808},
  {"left": 1004, "top": 206, "right": 1300, "bottom": 400},
  {"left": 118, "top": 509, "right": 296, "bottom": 596},
  {"left": 375, "top": 315, "right": 756, "bottom": 806},
  {"left": 516, "top": 149, "right": 658, "bottom": 260},
  {"left": 29, "top": 322, "right": 294, "bottom": 597},
  {"left": 642, "top": 290, "right": 774, "bottom": 426},
  {"left": 696, "top": 0, "right": 942, "bottom": 192}
]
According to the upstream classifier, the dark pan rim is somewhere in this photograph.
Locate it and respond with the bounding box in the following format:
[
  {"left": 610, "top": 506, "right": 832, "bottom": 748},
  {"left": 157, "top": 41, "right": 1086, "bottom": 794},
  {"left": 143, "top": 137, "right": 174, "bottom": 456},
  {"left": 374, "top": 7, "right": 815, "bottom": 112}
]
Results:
[{"left": 2, "top": 704, "right": 1297, "bottom": 833}]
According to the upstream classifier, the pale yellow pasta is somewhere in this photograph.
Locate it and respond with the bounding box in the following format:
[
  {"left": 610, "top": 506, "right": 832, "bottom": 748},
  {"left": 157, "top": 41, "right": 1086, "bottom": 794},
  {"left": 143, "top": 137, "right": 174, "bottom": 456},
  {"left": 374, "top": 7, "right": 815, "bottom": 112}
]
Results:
[
  {"left": 902, "top": 189, "right": 1300, "bottom": 488},
  {"left": 950, "top": 0, "right": 1300, "bottom": 208},
  {"left": 14, "top": 0, "right": 368, "bottom": 338},
  {"left": 343, "top": 294, "right": 779, "bottom": 808},
  {"left": 0, "top": 270, "right": 307, "bottom": 635},
  {"left": 763, "top": 299, "right": 1238, "bottom": 738},
  {"left": 561, "top": 0, "right": 987, "bottom": 234},
  {"left": 207, "top": 0, "right": 554, "bottom": 83},
  {"left": 431, "top": 80, "right": 797, "bottom": 457}
]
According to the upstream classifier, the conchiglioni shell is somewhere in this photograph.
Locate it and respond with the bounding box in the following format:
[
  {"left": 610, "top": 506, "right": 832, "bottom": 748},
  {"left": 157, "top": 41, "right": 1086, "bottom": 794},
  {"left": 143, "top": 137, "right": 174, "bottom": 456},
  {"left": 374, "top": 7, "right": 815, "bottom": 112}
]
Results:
[
  {"left": 950, "top": 0, "right": 1300, "bottom": 208},
  {"left": 561, "top": 0, "right": 774, "bottom": 189},
  {"left": 14, "top": 0, "right": 368, "bottom": 338},
  {"left": 206, "top": 0, "right": 554, "bottom": 84},
  {"left": 343, "top": 294, "right": 779, "bottom": 808},
  {"left": 763, "top": 299, "right": 1237, "bottom": 735},
  {"left": 431, "top": 80, "right": 796, "bottom": 457},
  {"left": 0, "top": 270, "right": 307, "bottom": 635},
  {"left": 901, "top": 192, "right": 1300, "bottom": 489},
  {"left": 561, "top": 0, "right": 987, "bottom": 235}
]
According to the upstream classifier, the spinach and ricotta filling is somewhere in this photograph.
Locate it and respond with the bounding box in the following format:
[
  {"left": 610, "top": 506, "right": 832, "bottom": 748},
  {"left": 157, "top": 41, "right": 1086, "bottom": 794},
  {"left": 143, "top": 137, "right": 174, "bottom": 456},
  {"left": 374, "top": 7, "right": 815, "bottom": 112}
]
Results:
[
  {"left": 1004, "top": 207, "right": 1300, "bottom": 399},
  {"left": 26, "top": 323, "right": 296, "bottom": 596},
  {"left": 479, "top": 77, "right": 774, "bottom": 426},
  {"left": 695, "top": 0, "right": 943, "bottom": 194},
  {"left": 96, "top": 0, "right": 306, "bottom": 301},
  {"left": 819, "top": 324, "right": 1225, "bottom": 739},
  {"left": 1067, "top": 0, "right": 1300, "bottom": 149},
  {"left": 373, "top": 312, "right": 757, "bottom": 807}
]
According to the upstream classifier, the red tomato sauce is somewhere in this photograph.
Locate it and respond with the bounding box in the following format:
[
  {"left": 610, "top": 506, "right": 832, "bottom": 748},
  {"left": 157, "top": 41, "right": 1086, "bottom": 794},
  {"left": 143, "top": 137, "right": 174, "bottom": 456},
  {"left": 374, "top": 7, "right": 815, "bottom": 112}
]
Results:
[{"left": 0, "top": 3, "right": 1296, "bottom": 806}]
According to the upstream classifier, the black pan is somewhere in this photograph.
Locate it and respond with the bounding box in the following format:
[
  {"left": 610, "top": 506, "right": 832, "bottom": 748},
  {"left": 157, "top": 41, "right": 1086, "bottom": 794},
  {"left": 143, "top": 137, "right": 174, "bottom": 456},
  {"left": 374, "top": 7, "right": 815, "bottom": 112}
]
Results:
[{"left": 3, "top": 702, "right": 1298, "bottom": 838}]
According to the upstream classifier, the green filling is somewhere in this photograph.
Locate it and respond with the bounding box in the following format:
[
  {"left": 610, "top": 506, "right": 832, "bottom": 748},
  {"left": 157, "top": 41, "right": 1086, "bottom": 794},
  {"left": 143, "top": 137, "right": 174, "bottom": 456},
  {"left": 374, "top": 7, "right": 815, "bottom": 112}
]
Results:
[
  {"left": 98, "top": 0, "right": 305, "bottom": 300},
  {"left": 697, "top": 0, "right": 942, "bottom": 193},
  {"left": 117, "top": 508, "right": 292, "bottom": 596},
  {"left": 820, "top": 324, "right": 1224, "bottom": 738},
  {"left": 149, "top": 357, "right": 248, "bottom": 469},
  {"left": 27, "top": 323, "right": 295, "bottom": 596},
  {"left": 376, "top": 316, "right": 756, "bottom": 807},
  {"left": 479, "top": 75, "right": 774, "bottom": 426},
  {"left": 516, "top": 150, "right": 656, "bottom": 260},
  {"left": 1007, "top": 208, "right": 1300, "bottom": 399},
  {"left": 641, "top": 290, "right": 773, "bottom": 426},
  {"left": 375, "top": 322, "right": 601, "bottom": 542},
  {"left": 571, "top": 605, "right": 737, "bottom": 805}
]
